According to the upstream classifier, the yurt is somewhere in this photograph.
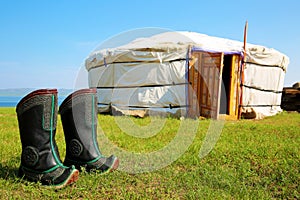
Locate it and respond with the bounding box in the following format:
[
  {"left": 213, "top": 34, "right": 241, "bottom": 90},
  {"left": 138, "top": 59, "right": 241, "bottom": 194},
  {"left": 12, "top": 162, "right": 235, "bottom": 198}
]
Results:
[{"left": 85, "top": 31, "right": 289, "bottom": 119}]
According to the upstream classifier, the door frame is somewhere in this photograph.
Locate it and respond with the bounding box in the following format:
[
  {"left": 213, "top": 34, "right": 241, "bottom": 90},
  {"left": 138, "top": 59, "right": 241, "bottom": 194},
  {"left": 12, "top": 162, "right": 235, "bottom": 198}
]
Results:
[
  {"left": 188, "top": 51, "right": 224, "bottom": 119},
  {"left": 188, "top": 50, "right": 241, "bottom": 119}
]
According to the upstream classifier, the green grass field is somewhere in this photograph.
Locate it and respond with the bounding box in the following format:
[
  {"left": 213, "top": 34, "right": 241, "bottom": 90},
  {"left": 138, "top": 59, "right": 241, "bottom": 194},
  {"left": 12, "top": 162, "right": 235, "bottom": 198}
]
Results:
[{"left": 0, "top": 107, "right": 299, "bottom": 199}]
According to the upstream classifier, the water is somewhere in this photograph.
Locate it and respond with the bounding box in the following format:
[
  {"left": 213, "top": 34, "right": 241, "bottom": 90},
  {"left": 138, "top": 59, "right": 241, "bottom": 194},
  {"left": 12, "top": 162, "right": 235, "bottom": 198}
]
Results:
[
  {"left": 0, "top": 96, "right": 66, "bottom": 107},
  {"left": 0, "top": 96, "right": 22, "bottom": 107}
]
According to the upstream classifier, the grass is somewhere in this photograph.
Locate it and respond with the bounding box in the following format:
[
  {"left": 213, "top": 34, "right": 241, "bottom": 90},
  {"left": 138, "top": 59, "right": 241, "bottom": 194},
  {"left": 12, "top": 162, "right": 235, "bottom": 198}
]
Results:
[{"left": 0, "top": 107, "right": 299, "bottom": 199}]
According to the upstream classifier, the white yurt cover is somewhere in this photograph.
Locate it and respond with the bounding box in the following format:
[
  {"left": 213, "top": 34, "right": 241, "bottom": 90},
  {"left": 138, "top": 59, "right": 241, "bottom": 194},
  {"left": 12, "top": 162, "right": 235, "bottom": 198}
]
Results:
[{"left": 86, "top": 31, "right": 289, "bottom": 118}]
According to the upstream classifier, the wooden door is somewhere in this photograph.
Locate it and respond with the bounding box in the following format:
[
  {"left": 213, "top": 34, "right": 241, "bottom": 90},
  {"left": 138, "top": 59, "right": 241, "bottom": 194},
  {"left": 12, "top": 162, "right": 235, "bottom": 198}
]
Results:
[
  {"left": 188, "top": 51, "right": 224, "bottom": 119},
  {"left": 228, "top": 55, "right": 241, "bottom": 118}
]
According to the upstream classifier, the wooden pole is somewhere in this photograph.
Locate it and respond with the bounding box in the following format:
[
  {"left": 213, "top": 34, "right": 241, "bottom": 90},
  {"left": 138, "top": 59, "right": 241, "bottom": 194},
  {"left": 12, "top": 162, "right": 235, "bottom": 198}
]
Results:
[{"left": 238, "top": 21, "right": 248, "bottom": 119}]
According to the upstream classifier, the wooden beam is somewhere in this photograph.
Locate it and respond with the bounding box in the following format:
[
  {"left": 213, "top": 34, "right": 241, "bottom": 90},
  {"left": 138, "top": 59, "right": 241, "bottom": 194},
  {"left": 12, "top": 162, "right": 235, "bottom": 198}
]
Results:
[{"left": 238, "top": 21, "right": 248, "bottom": 119}]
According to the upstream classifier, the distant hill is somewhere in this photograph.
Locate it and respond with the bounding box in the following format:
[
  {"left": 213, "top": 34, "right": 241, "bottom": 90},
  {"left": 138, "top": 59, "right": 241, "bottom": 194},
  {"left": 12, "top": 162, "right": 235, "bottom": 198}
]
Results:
[{"left": 0, "top": 88, "right": 74, "bottom": 97}]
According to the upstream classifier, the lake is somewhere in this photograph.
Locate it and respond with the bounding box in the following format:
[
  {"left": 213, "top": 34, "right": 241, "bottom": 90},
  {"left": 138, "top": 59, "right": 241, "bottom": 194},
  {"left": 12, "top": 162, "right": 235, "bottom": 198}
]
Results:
[{"left": 0, "top": 96, "right": 67, "bottom": 107}]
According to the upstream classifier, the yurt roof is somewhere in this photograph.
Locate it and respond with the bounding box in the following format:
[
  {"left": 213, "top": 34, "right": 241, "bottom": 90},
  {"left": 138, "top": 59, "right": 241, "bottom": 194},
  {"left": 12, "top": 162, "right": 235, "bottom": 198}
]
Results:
[{"left": 86, "top": 31, "right": 289, "bottom": 71}]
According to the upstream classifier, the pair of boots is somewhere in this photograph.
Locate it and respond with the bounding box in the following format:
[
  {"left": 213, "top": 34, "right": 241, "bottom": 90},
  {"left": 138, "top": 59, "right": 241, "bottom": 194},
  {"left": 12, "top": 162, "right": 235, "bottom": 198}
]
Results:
[{"left": 16, "top": 88, "right": 119, "bottom": 188}]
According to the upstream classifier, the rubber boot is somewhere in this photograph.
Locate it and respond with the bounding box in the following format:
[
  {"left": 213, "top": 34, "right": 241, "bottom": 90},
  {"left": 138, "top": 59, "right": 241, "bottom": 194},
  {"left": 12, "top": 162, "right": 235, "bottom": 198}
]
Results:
[
  {"left": 59, "top": 89, "right": 119, "bottom": 173},
  {"left": 16, "top": 89, "right": 79, "bottom": 188}
]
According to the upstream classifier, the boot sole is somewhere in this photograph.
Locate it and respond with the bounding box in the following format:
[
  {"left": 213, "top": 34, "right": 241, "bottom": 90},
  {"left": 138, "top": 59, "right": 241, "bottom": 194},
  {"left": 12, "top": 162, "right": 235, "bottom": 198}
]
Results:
[
  {"left": 94, "top": 157, "right": 120, "bottom": 175},
  {"left": 109, "top": 157, "right": 119, "bottom": 172},
  {"left": 52, "top": 169, "right": 79, "bottom": 189},
  {"left": 64, "top": 157, "right": 120, "bottom": 174},
  {"left": 100, "top": 157, "right": 119, "bottom": 175}
]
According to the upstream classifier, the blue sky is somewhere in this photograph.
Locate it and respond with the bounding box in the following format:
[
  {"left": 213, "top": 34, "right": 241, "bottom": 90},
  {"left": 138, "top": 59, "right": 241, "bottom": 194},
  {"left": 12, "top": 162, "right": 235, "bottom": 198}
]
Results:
[{"left": 0, "top": 0, "right": 299, "bottom": 89}]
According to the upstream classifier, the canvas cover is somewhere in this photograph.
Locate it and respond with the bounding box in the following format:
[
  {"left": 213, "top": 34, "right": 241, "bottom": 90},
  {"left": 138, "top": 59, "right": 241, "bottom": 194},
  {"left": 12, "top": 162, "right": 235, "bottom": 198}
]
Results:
[{"left": 86, "top": 31, "right": 289, "bottom": 118}]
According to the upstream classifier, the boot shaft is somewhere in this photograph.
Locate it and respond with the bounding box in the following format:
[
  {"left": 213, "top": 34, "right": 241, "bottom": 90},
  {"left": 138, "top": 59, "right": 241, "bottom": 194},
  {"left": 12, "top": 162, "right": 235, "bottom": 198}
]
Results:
[
  {"left": 16, "top": 89, "right": 62, "bottom": 170},
  {"left": 59, "top": 89, "right": 101, "bottom": 162}
]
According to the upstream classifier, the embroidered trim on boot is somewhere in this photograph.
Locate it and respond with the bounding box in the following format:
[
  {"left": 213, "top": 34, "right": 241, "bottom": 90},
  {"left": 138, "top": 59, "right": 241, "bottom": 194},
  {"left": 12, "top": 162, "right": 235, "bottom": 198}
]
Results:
[{"left": 64, "top": 155, "right": 119, "bottom": 173}]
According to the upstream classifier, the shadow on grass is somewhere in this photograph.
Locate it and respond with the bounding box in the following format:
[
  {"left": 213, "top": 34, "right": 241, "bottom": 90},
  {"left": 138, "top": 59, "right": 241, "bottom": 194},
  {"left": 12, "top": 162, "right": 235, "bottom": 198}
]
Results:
[{"left": 0, "top": 156, "right": 19, "bottom": 180}]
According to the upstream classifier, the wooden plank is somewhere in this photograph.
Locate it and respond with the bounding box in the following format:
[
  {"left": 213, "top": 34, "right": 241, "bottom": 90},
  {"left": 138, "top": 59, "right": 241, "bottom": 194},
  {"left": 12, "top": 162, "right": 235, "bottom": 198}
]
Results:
[
  {"left": 203, "top": 57, "right": 222, "bottom": 65},
  {"left": 238, "top": 21, "right": 248, "bottom": 119},
  {"left": 188, "top": 53, "right": 194, "bottom": 117},
  {"left": 215, "top": 53, "right": 224, "bottom": 119},
  {"left": 188, "top": 51, "right": 201, "bottom": 117},
  {"left": 228, "top": 55, "right": 237, "bottom": 116},
  {"left": 197, "top": 53, "right": 202, "bottom": 110}
]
